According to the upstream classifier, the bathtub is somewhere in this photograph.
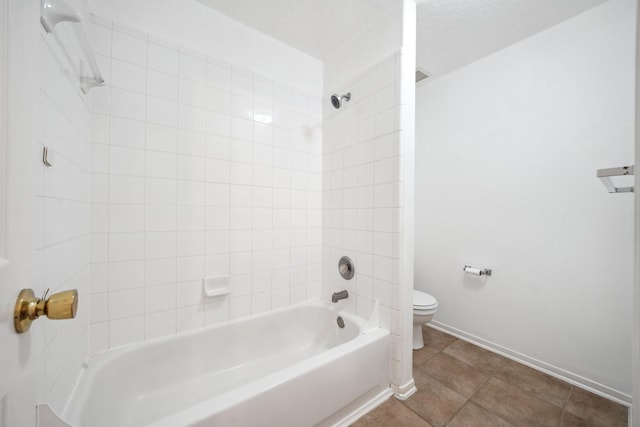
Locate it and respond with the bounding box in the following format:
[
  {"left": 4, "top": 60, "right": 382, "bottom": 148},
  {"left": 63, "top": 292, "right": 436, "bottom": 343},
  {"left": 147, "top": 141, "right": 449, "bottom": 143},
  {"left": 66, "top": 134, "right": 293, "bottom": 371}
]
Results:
[{"left": 59, "top": 301, "right": 391, "bottom": 427}]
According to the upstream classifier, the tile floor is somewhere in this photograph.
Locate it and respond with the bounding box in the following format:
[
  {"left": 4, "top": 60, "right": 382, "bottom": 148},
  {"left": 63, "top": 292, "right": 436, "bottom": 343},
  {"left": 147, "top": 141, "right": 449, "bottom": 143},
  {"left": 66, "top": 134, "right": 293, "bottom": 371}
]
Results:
[{"left": 352, "top": 326, "right": 628, "bottom": 427}]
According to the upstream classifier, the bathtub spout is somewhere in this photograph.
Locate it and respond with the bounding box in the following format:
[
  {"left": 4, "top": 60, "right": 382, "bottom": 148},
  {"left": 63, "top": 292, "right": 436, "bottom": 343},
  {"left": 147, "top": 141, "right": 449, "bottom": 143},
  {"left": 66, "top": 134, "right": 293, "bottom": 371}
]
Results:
[{"left": 332, "top": 290, "right": 349, "bottom": 303}]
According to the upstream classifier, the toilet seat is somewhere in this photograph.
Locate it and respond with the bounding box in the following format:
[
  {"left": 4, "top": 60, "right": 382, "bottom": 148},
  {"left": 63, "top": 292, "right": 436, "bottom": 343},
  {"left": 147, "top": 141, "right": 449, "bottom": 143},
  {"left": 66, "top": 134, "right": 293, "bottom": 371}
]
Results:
[{"left": 413, "top": 290, "right": 437, "bottom": 309}]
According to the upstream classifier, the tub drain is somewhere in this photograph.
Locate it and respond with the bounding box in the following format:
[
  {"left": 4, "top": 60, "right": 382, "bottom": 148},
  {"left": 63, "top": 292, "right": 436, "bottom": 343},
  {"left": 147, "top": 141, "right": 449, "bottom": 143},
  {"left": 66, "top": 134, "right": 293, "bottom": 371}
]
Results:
[{"left": 336, "top": 316, "right": 345, "bottom": 328}]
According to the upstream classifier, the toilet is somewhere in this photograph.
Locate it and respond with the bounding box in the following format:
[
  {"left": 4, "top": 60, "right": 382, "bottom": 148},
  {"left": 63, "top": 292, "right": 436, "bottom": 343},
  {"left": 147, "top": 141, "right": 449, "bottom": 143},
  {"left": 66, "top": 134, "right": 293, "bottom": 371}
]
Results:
[{"left": 413, "top": 290, "right": 438, "bottom": 350}]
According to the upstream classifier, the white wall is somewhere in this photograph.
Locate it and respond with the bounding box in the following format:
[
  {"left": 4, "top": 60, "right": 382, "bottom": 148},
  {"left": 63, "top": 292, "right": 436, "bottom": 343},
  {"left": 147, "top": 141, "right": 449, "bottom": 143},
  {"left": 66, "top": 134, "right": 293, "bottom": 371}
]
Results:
[
  {"left": 1, "top": 0, "right": 91, "bottom": 423},
  {"left": 86, "top": 17, "right": 323, "bottom": 351},
  {"left": 415, "top": 0, "right": 635, "bottom": 401},
  {"left": 397, "top": 0, "right": 417, "bottom": 398},
  {"left": 322, "top": 0, "right": 416, "bottom": 396},
  {"left": 38, "top": 14, "right": 92, "bottom": 412},
  {"left": 87, "top": 0, "right": 322, "bottom": 96}
]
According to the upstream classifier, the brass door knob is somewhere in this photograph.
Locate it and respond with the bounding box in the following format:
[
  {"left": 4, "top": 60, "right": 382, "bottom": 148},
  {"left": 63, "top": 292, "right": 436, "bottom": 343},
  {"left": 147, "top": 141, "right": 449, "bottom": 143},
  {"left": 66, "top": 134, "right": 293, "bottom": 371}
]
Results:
[
  {"left": 46, "top": 289, "right": 78, "bottom": 319},
  {"left": 14, "top": 288, "right": 78, "bottom": 333}
]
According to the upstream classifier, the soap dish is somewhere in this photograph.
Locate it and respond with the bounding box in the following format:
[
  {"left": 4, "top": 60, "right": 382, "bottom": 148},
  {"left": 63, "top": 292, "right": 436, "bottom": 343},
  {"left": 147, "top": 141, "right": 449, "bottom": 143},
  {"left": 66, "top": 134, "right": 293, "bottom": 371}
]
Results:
[{"left": 203, "top": 276, "right": 230, "bottom": 298}]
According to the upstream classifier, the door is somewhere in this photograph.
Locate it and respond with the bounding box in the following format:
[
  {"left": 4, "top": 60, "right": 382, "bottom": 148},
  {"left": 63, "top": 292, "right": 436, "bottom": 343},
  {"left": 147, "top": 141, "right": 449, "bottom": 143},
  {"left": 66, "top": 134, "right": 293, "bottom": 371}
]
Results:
[
  {"left": 0, "top": 0, "right": 46, "bottom": 425},
  {"left": 634, "top": 1, "right": 640, "bottom": 425},
  {"left": 634, "top": 0, "right": 640, "bottom": 424}
]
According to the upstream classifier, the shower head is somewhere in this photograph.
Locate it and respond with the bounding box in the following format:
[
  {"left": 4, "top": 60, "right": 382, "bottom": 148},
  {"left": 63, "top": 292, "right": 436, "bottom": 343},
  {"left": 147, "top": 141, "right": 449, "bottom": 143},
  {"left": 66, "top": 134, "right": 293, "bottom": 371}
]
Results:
[{"left": 331, "top": 92, "right": 351, "bottom": 109}]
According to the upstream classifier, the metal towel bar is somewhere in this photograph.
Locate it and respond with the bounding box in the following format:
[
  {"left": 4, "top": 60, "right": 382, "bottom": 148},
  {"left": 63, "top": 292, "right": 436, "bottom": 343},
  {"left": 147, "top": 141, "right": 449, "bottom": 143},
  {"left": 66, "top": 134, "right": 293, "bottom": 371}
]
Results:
[
  {"left": 596, "top": 166, "right": 634, "bottom": 193},
  {"left": 41, "top": 0, "right": 105, "bottom": 93}
]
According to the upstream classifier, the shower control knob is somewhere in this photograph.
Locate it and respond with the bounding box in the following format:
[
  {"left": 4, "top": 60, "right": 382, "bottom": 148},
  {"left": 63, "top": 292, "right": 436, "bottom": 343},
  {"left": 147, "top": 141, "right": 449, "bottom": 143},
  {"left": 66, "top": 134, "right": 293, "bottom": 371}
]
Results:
[{"left": 338, "top": 256, "right": 354, "bottom": 280}]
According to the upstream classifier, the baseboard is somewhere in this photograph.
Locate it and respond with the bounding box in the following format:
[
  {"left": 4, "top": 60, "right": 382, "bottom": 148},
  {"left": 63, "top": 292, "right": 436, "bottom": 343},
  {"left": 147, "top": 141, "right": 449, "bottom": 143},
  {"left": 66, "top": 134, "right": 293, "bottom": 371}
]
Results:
[
  {"left": 428, "top": 321, "right": 632, "bottom": 406},
  {"left": 392, "top": 378, "right": 417, "bottom": 400}
]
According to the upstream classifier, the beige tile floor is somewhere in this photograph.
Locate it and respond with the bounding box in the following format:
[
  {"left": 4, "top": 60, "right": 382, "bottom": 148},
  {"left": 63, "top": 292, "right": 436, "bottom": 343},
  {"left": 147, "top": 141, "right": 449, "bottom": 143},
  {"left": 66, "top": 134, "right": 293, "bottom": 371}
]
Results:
[{"left": 352, "top": 326, "right": 628, "bottom": 427}]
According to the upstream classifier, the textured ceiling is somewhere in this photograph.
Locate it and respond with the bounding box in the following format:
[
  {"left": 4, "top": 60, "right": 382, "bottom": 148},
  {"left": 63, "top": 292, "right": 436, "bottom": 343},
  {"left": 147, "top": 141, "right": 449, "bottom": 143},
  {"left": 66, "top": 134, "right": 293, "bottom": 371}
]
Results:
[
  {"left": 195, "top": 0, "right": 398, "bottom": 61},
  {"left": 417, "top": 0, "right": 607, "bottom": 78},
  {"left": 196, "top": 0, "right": 608, "bottom": 78}
]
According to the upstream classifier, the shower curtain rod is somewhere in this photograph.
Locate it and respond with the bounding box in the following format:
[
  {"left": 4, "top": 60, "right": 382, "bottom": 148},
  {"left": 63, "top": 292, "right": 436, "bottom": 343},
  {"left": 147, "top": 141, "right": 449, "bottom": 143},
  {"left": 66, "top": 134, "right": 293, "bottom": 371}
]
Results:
[{"left": 41, "top": 0, "right": 105, "bottom": 94}]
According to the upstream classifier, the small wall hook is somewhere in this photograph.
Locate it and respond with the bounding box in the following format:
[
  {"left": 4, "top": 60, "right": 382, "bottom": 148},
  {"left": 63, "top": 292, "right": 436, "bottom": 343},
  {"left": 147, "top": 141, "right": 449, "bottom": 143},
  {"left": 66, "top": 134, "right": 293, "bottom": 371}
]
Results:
[{"left": 42, "top": 146, "right": 53, "bottom": 167}]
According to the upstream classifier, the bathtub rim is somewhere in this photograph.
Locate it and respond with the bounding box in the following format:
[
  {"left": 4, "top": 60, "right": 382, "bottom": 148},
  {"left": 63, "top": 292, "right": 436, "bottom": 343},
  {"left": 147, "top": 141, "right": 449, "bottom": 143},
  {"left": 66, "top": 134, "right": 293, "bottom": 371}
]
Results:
[{"left": 73, "top": 299, "right": 370, "bottom": 369}]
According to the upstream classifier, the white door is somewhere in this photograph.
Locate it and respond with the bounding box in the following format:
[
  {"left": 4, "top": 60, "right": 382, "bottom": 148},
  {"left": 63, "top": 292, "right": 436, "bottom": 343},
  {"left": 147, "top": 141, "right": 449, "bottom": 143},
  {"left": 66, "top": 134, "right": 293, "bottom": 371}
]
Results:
[
  {"left": 0, "top": 0, "right": 46, "bottom": 425},
  {"left": 634, "top": 0, "right": 640, "bottom": 425},
  {"left": 634, "top": 0, "right": 640, "bottom": 424}
]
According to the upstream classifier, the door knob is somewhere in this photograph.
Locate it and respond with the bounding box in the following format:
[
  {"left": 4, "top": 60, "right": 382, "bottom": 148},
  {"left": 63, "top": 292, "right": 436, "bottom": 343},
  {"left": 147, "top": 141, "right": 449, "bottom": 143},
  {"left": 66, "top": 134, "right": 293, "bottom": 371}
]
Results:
[{"left": 14, "top": 288, "right": 78, "bottom": 333}]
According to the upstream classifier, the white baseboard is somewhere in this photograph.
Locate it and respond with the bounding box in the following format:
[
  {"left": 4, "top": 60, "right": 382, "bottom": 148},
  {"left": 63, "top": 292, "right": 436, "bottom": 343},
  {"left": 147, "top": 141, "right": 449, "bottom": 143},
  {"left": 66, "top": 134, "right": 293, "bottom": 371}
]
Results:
[
  {"left": 393, "top": 378, "right": 417, "bottom": 400},
  {"left": 428, "top": 321, "right": 632, "bottom": 406}
]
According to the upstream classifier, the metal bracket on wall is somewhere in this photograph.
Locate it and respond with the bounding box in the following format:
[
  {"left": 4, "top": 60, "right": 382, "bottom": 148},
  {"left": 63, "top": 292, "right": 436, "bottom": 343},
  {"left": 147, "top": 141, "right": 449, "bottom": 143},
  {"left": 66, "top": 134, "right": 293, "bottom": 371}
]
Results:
[
  {"left": 41, "top": 0, "right": 105, "bottom": 94},
  {"left": 42, "top": 146, "right": 53, "bottom": 167},
  {"left": 597, "top": 165, "right": 634, "bottom": 193}
]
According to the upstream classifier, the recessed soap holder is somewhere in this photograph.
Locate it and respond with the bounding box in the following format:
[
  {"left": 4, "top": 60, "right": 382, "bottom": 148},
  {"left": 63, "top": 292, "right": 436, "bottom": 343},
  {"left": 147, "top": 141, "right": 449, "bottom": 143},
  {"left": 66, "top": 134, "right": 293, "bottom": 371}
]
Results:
[{"left": 203, "top": 276, "right": 230, "bottom": 298}]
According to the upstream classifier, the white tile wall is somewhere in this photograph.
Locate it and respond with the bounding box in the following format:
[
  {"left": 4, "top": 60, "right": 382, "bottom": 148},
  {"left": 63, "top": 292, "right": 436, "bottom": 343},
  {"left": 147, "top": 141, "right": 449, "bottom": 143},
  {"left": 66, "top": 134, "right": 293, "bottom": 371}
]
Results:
[
  {"left": 37, "top": 28, "right": 91, "bottom": 413},
  {"left": 322, "top": 51, "right": 403, "bottom": 374},
  {"left": 87, "top": 17, "right": 323, "bottom": 352}
]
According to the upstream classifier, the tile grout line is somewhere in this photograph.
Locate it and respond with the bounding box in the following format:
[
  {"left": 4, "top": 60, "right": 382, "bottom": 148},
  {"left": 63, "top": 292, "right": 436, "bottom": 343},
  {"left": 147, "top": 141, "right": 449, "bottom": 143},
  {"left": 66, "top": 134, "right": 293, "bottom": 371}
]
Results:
[
  {"left": 557, "top": 386, "right": 574, "bottom": 427},
  {"left": 440, "top": 399, "right": 470, "bottom": 427},
  {"left": 465, "top": 375, "right": 518, "bottom": 426},
  {"left": 453, "top": 356, "right": 513, "bottom": 426},
  {"left": 396, "top": 394, "right": 435, "bottom": 426},
  {"left": 406, "top": 331, "right": 452, "bottom": 425},
  {"left": 401, "top": 337, "right": 446, "bottom": 425},
  {"left": 412, "top": 334, "right": 472, "bottom": 427}
]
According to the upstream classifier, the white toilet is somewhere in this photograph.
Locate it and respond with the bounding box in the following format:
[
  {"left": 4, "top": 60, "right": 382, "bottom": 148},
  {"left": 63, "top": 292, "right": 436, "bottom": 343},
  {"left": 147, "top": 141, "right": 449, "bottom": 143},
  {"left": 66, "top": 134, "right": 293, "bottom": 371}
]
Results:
[{"left": 413, "top": 290, "right": 438, "bottom": 350}]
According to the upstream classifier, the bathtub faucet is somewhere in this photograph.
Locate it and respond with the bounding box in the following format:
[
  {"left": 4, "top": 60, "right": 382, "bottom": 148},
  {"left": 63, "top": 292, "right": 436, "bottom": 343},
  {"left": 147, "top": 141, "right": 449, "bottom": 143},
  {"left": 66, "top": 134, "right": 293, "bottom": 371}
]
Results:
[{"left": 331, "top": 290, "right": 349, "bottom": 303}]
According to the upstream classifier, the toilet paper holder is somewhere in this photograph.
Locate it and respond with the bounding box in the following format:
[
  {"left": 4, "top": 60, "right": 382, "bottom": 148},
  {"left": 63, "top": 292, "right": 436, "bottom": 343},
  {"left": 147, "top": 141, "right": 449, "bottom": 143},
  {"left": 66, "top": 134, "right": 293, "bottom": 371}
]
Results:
[{"left": 463, "top": 265, "right": 492, "bottom": 277}]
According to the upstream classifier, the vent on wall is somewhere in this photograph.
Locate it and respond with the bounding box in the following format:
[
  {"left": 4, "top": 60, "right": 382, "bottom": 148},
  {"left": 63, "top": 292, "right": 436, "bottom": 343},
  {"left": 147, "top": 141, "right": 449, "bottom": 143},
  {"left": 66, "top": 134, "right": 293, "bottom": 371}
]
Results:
[{"left": 416, "top": 68, "right": 430, "bottom": 84}]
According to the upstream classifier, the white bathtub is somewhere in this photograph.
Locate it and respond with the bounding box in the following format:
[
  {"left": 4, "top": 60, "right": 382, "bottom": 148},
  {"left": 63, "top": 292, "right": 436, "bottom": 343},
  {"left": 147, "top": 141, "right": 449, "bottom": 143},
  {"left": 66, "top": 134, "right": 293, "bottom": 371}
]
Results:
[{"left": 60, "top": 302, "right": 391, "bottom": 427}]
